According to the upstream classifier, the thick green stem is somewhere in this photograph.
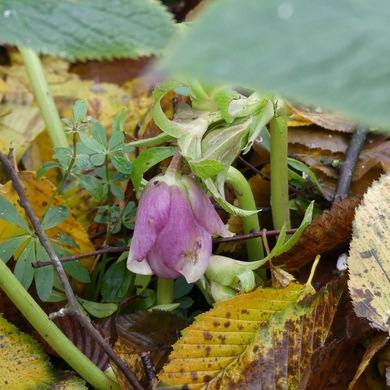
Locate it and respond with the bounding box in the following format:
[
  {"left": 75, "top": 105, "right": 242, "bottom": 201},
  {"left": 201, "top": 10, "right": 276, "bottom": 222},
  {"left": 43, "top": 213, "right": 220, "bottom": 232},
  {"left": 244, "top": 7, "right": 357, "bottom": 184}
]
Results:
[
  {"left": 0, "top": 260, "right": 119, "bottom": 390},
  {"left": 157, "top": 277, "right": 174, "bottom": 305},
  {"left": 225, "top": 167, "right": 267, "bottom": 279},
  {"left": 270, "top": 100, "right": 291, "bottom": 232},
  {"left": 18, "top": 46, "right": 68, "bottom": 149}
]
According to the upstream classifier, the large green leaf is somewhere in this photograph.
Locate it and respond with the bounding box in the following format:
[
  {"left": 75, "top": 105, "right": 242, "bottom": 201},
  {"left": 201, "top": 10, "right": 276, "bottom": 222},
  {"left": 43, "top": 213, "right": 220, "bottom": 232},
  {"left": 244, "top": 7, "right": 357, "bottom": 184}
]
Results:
[
  {"left": 156, "top": 0, "right": 390, "bottom": 128},
  {"left": 0, "top": 0, "right": 176, "bottom": 60}
]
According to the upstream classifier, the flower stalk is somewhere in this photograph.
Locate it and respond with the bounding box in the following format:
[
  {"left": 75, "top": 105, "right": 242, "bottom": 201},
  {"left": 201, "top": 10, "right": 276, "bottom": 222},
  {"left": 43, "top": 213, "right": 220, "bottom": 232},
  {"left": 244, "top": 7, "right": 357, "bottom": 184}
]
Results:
[
  {"left": 270, "top": 99, "right": 291, "bottom": 232},
  {"left": 225, "top": 166, "right": 267, "bottom": 281}
]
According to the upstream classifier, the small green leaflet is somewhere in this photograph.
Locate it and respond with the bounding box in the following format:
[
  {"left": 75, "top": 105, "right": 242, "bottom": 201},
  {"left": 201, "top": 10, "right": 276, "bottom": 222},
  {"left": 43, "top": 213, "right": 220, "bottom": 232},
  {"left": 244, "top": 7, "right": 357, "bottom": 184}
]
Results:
[
  {"left": 0, "top": 195, "right": 31, "bottom": 232},
  {"left": 72, "top": 173, "right": 104, "bottom": 202},
  {"left": 41, "top": 206, "right": 69, "bottom": 230},
  {"left": 72, "top": 100, "right": 87, "bottom": 124},
  {"left": 0, "top": 236, "right": 30, "bottom": 264},
  {"left": 77, "top": 298, "right": 117, "bottom": 318},
  {"left": 131, "top": 146, "right": 177, "bottom": 194},
  {"left": 35, "top": 244, "right": 54, "bottom": 301},
  {"left": 13, "top": 239, "right": 35, "bottom": 290}
]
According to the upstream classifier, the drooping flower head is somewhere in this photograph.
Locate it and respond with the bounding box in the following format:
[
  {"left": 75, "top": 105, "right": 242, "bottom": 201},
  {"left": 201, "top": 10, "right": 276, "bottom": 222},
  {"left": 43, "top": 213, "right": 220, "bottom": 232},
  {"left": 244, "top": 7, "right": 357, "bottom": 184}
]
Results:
[{"left": 127, "top": 152, "right": 232, "bottom": 283}]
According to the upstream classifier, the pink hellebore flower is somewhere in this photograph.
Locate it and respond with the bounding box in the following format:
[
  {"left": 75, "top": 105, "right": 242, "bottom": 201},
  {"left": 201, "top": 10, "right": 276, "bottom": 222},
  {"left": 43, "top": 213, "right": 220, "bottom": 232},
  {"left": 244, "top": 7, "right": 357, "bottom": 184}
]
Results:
[{"left": 127, "top": 164, "right": 232, "bottom": 283}]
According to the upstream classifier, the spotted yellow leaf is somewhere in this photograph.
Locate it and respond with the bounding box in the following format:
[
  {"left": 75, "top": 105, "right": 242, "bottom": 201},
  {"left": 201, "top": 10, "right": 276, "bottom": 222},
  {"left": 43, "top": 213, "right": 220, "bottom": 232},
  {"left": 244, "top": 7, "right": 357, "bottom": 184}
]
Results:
[
  {"left": 157, "top": 280, "right": 342, "bottom": 389},
  {"left": 348, "top": 171, "right": 390, "bottom": 332},
  {"left": 0, "top": 315, "right": 56, "bottom": 388}
]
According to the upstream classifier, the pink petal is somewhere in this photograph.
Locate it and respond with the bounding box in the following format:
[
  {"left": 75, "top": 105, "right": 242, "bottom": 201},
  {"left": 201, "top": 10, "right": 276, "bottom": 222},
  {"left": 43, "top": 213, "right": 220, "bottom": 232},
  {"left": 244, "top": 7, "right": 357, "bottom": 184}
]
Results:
[
  {"left": 128, "top": 179, "right": 171, "bottom": 262},
  {"left": 154, "top": 186, "right": 213, "bottom": 282},
  {"left": 127, "top": 257, "right": 153, "bottom": 275},
  {"left": 146, "top": 246, "right": 182, "bottom": 279},
  {"left": 174, "top": 224, "right": 212, "bottom": 283},
  {"left": 181, "top": 176, "right": 233, "bottom": 237}
]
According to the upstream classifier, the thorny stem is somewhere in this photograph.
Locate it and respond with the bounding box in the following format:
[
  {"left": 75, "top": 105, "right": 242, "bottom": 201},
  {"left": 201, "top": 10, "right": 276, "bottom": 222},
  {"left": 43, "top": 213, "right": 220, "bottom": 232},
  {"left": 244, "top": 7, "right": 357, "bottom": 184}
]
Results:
[
  {"left": 18, "top": 46, "right": 68, "bottom": 149},
  {"left": 0, "top": 152, "right": 144, "bottom": 390},
  {"left": 225, "top": 166, "right": 267, "bottom": 282},
  {"left": 270, "top": 99, "right": 291, "bottom": 233}
]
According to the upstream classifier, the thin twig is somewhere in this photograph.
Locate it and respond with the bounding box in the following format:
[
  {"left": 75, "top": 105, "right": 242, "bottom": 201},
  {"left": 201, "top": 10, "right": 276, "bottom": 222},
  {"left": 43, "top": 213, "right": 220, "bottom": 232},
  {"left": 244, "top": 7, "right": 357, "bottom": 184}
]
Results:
[
  {"left": 33, "top": 228, "right": 299, "bottom": 268},
  {"left": 213, "top": 228, "right": 298, "bottom": 244},
  {"left": 0, "top": 152, "right": 144, "bottom": 390},
  {"left": 32, "top": 246, "right": 130, "bottom": 268},
  {"left": 334, "top": 124, "right": 369, "bottom": 202}
]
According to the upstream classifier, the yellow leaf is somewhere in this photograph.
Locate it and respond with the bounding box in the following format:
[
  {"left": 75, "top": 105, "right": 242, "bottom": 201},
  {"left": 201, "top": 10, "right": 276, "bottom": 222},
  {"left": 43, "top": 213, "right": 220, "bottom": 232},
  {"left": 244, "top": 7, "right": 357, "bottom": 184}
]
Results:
[
  {"left": 347, "top": 171, "right": 390, "bottom": 332},
  {"left": 158, "top": 281, "right": 342, "bottom": 389},
  {"left": 0, "top": 105, "right": 45, "bottom": 162},
  {"left": 0, "top": 315, "right": 56, "bottom": 388},
  {"left": 0, "top": 171, "right": 94, "bottom": 271}
]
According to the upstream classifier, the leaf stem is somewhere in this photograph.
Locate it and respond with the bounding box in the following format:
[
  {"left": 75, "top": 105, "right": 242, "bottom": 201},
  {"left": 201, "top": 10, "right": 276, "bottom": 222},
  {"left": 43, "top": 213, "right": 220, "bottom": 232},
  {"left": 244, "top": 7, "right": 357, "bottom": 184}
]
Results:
[
  {"left": 0, "top": 259, "right": 119, "bottom": 390},
  {"left": 18, "top": 46, "right": 68, "bottom": 149},
  {"left": 157, "top": 277, "right": 174, "bottom": 305},
  {"left": 42, "top": 132, "right": 78, "bottom": 219},
  {"left": 269, "top": 99, "right": 291, "bottom": 232},
  {"left": 225, "top": 166, "right": 267, "bottom": 281}
]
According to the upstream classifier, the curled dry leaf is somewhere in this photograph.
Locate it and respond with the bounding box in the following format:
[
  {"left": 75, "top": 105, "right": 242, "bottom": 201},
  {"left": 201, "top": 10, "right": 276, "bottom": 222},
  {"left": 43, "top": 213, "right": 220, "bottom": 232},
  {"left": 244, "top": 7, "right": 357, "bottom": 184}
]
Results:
[
  {"left": 287, "top": 103, "right": 356, "bottom": 133},
  {"left": 347, "top": 332, "right": 389, "bottom": 389},
  {"left": 271, "top": 197, "right": 360, "bottom": 271}
]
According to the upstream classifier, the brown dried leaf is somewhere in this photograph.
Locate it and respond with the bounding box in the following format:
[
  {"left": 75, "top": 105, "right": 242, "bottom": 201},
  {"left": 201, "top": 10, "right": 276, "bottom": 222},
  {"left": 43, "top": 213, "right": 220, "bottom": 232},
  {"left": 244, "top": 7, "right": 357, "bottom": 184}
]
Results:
[
  {"left": 288, "top": 104, "right": 356, "bottom": 133},
  {"left": 271, "top": 197, "right": 360, "bottom": 271},
  {"left": 298, "top": 339, "right": 365, "bottom": 390},
  {"left": 289, "top": 127, "right": 350, "bottom": 154},
  {"left": 113, "top": 310, "right": 188, "bottom": 389},
  {"left": 35, "top": 315, "right": 111, "bottom": 371},
  {"left": 355, "top": 138, "right": 390, "bottom": 180},
  {"left": 349, "top": 333, "right": 389, "bottom": 389}
]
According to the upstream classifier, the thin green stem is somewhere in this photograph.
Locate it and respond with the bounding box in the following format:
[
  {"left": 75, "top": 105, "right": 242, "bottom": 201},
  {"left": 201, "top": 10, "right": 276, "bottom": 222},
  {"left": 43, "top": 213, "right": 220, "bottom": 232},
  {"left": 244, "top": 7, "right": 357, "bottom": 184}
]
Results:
[
  {"left": 270, "top": 99, "right": 291, "bottom": 233},
  {"left": 0, "top": 259, "right": 119, "bottom": 390},
  {"left": 225, "top": 166, "right": 267, "bottom": 280},
  {"left": 104, "top": 155, "right": 113, "bottom": 245},
  {"left": 156, "top": 278, "right": 174, "bottom": 305},
  {"left": 42, "top": 132, "right": 78, "bottom": 219},
  {"left": 18, "top": 46, "right": 68, "bottom": 149}
]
